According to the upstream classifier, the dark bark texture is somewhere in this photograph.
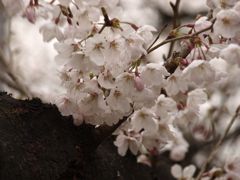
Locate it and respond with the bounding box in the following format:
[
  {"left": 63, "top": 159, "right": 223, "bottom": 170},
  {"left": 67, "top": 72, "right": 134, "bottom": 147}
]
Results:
[{"left": 0, "top": 93, "right": 173, "bottom": 180}]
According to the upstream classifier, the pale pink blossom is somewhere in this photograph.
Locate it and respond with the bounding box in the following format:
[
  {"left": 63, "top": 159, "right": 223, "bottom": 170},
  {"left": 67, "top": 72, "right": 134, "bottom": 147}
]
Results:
[
  {"left": 220, "top": 44, "right": 240, "bottom": 66},
  {"left": 116, "top": 72, "right": 136, "bottom": 96},
  {"left": 131, "top": 108, "right": 158, "bottom": 132},
  {"left": 141, "top": 63, "right": 169, "bottom": 87},
  {"left": 187, "top": 89, "right": 208, "bottom": 114},
  {"left": 106, "top": 89, "right": 131, "bottom": 114},
  {"left": 114, "top": 131, "right": 141, "bottom": 156},
  {"left": 85, "top": 34, "right": 105, "bottom": 66},
  {"left": 170, "top": 129, "right": 189, "bottom": 161},
  {"left": 214, "top": 9, "right": 240, "bottom": 38},
  {"left": 153, "top": 94, "right": 178, "bottom": 121},
  {"left": 137, "top": 25, "right": 157, "bottom": 45},
  {"left": 165, "top": 67, "right": 188, "bottom": 96},
  {"left": 141, "top": 123, "right": 174, "bottom": 152},
  {"left": 224, "top": 156, "right": 240, "bottom": 179},
  {"left": 194, "top": 16, "right": 212, "bottom": 32},
  {"left": 171, "top": 164, "right": 196, "bottom": 180},
  {"left": 97, "top": 71, "right": 115, "bottom": 89},
  {"left": 183, "top": 60, "right": 216, "bottom": 87}
]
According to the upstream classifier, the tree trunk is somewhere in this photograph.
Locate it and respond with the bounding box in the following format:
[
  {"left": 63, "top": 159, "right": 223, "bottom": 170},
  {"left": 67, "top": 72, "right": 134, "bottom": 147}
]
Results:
[{"left": 0, "top": 92, "right": 173, "bottom": 180}]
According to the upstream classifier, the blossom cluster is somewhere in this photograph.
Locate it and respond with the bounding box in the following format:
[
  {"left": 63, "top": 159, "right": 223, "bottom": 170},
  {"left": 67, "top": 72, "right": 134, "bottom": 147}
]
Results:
[{"left": 22, "top": 0, "right": 240, "bottom": 179}]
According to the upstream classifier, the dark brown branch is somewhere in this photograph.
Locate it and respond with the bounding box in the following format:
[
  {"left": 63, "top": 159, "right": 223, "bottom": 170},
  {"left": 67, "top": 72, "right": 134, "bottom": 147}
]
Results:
[{"left": 167, "top": 0, "right": 181, "bottom": 59}]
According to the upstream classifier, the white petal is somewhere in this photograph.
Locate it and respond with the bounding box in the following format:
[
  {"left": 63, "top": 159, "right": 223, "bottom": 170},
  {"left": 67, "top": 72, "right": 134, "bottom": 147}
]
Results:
[
  {"left": 183, "top": 165, "right": 196, "bottom": 178},
  {"left": 171, "top": 164, "right": 182, "bottom": 179},
  {"left": 129, "top": 140, "right": 139, "bottom": 155}
]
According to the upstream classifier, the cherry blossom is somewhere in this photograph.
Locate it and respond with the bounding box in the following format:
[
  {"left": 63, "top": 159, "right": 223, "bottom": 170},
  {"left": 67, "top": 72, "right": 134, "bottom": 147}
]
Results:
[
  {"left": 187, "top": 88, "right": 208, "bottom": 114},
  {"left": 183, "top": 60, "right": 216, "bottom": 87},
  {"left": 220, "top": 44, "right": 240, "bottom": 66},
  {"left": 131, "top": 107, "right": 158, "bottom": 132},
  {"left": 171, "top": 164, "right": 196, "bottom": 180},
  {"left": 224, "top": 156, "right": 240, "bottom": 179},
  {"left": 114, "top": 130, "right": 141, "bottom": 156},
  {"left": 141, "top": 63, "right": 169, "bottom": 87},
  {"left": 153, "top": 94, "right": 178, "bottom": 121},
  {"left": 214, "top": 9, "right": 240, "bottom": 38},
  {"left": 165, "top": 67, "right": 188, "bottom": 96}
]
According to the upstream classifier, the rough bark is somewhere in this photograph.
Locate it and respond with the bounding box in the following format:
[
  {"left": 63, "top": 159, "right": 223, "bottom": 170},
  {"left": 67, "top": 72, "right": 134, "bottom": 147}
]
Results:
[{"left": 0, "top": 92, "right": 173, "bottom": 180}]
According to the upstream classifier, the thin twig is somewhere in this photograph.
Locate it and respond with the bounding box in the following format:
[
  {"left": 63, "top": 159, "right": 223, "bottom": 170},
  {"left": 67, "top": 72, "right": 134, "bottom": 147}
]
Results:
[
  {"left": 98, "top": 7, "right": 110, "bottom": 34},
  {"left": 196, "top": 105, "right": 240, "bottom": 180},
  {"left": 146, "top": 24, "right": 168, "bottom": 52},
  {"left": 147, "top": 21, "right": 214, "bottom": 54},
  {"left": 167, "top": 0, "right": 181, "bottom": 59}
]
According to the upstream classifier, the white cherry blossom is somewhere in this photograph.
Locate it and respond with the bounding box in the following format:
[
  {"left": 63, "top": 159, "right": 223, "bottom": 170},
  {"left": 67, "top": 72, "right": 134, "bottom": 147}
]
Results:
[
  {"left": 214, "top": 9, "right": 240, "bottom": 38},
  {"left": 114, "top": 131, "right": 141, "bottom": 156},
  {"left": 131, "top": 108, "right": 158, "bottom": 132},
  {"left": 85, "top": 34, "right": 105, "bottom": 66},
  {"left": 153, "top": 94, "right": 178, "bottom": 121},
  {"left": 224, "top": 157, "right": 240, "bottom": 179},
  {"left": 220, "top": 44, "right": 240, "bottom": 66},
  {"left": 141, "top": 124, "right": 174, "bottom": 152},
  {"left": 141, "top": 63, "right": 169, "bottom": 87},
  {"left": 183, "top": 60, "right": 216, "bottom": 87},
  {"left": 137, "top": 25, "right": 157, "bottom": 45},
  {"left": 106, "top": 88, "right": 131, "bottom": 114},
  {"left": 194, "top": 16, "right": 212, "bottom": 32},
  {"left": 171, "top": 164, "right": 196, "bottom": 180},
  {"left": 97, "top": 71, "right": 115, "bottom": 89},
  {"left": 187, "top": 88, "right": 208, "bottom": 114},
  {"left": 165, "top": 67, "right": 188, "bottom": 96}
]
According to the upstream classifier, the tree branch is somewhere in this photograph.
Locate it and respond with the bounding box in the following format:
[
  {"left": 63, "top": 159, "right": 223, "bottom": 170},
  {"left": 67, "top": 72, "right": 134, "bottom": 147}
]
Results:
[
  {"left": 147, "top": 20, "right": 214, "bottom": 54},
  {"left": 167, "top": 0, "right": 181, "bottom": 59},
  {"left": 0, "top": 93, "right": 176, "bottom": 180}
]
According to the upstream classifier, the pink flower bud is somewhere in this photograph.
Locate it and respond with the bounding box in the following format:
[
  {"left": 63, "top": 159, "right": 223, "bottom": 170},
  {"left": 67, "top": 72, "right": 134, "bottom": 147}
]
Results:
[
  {"left": 134, "top": 76, "right": 144, "bottom": 91},
  {"left": 192, "top": 124, "right": 212, "bottom": 141},
  {"left": 23, "top": 6, "right": 36, "bottom": 24},
  {"left": 180, "top": 58, "right": 189, "bottom": 66}
]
